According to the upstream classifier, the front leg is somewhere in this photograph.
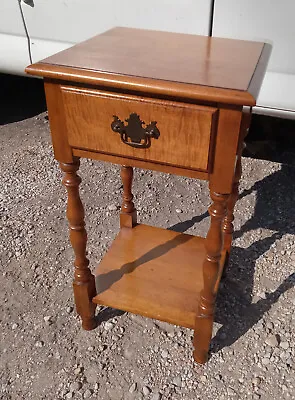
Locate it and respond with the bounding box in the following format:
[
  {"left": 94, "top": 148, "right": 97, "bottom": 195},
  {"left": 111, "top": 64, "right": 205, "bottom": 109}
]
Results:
[
  {"left": 60, "top": 157, "right": 97, "bottom": 330},
  {"left": 193, "top": 190, "right": 228, "bottom": 363}
]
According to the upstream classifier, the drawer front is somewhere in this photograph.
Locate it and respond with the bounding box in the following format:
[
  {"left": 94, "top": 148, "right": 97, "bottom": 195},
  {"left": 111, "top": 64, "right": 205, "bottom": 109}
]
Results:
[{"left": 62, "top": 87, "right": 217, "bottom": 172}]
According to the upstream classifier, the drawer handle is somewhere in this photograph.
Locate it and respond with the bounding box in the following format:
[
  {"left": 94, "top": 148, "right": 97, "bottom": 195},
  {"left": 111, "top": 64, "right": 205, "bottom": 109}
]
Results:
[{"left": 111, "top": 113, "right": 160, "bottom": 149}]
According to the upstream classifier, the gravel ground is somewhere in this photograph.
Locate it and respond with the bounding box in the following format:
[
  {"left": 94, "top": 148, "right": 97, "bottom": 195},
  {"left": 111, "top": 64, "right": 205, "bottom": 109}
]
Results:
[{"left": 1, "top": 81, "right": 295, "bottom": 399}]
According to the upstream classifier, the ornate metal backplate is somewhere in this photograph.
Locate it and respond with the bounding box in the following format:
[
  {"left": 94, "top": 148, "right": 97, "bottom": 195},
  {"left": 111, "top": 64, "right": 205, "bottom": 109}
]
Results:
[{"left": 111, "top": 113, "right": 160, "bottom": 148}]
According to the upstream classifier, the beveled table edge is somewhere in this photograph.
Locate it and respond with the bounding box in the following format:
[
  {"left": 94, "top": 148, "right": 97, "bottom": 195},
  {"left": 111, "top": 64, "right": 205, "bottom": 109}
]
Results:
[{"left": 25, "top": 62, "right": 257, "bottom": 106}]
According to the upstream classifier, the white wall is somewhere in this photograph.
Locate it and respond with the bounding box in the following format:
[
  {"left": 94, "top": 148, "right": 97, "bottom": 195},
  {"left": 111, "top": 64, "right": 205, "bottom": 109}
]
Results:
[
  {"left": 21, "top": 0, "right": 212, "bottom": 62},
  {"left": 0, "top": 0, "right": 31, "bottom": 75},
  {"left": 213, "top": 0, "right": 295, "bottom": 116}
]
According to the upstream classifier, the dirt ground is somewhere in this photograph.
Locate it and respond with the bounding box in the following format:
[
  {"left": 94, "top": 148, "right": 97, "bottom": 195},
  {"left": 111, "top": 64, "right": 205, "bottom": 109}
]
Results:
[{"left": 0, "top": 75, "right": 294, "bottom": 400}]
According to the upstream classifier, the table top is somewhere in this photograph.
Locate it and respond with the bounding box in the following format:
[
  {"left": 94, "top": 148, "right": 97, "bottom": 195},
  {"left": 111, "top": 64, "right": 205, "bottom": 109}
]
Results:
[{"left": 26, "top": 27, "right": 271, "bottom": 106}]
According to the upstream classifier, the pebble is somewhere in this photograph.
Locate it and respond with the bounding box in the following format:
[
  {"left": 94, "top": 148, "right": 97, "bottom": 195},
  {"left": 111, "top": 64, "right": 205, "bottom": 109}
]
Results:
[
  {"left": 70, "top": 382, "right": 82, "bottom": 391},
  {"left": 161, "top": 350, "right": 169, "bottom": 358},
  {"left": 280, "top": 351, "right": 288, "bottom": 360},
  {"left": 264, "top": 352, "right": 271, "bottom": 359},
  {"left": 74, "top": 366, "right": 83, "bottom": 375},
  {"left": 108, "top": 204, "right": 117, "bottom": 211},
  {"left": 83, "top": 389, "right": 92, "bottom": 398},
  {"left": 261, "top": 357, "right": 270, "bottom": 366},
  {"left": 175, "top": 209, "right": 182, "bottom": 214},
  {"left": 227, "top": 388, "right": 236, "bottom": 396},
  {"left": 172, "top": 376, "right": 182, "bottom": 387},
  {"left": 280, "top": 341, "right": 289, "bottom": 350},
  {"left": 129, "top": 383, "right": 137, "bottom": 393},
  {"left": 44, "top": 316, "right": 52, "bottom": 325},
  {"left": 66, "top": 307, "right": 73, "bottom": 314},
  {"left": 35, "top": 341, "right": 44, "bottom": 348},
  {"left": 104, "top": 322, "right": 115, "bottom": 331},
  {"left": 265, "top": 334, "right": 279, "bottom": 347},
  {"left": 200, "top": 375, "right": 207, "bottom": 383},
  {"left": 97, "top": 344, "right": 106, "bottom": 352},
  {"left": 123, "top": 347, "right": 134, "bottom": 359},
  {"left": 252, "top": 377, "right": 261, "bottom": 386},
  {"left": 31, "top": 262, "right": 38, "bottom": 270},
  {"left": 142, "top": 386, "right": 151, "bottom": 396},
  {"left": 12, "top": 323, "right": 18, "bottom": 330},
  {"left": 65, "top": 392, "right": 73, "bottom": 399},
  {"left": 266, "top": 321, "right": 274, "bottom": 330}
]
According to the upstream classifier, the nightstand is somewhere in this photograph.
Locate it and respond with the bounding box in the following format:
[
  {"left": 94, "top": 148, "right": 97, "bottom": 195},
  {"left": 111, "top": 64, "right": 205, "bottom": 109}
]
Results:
[{"left": 26, "top": 27, "right": 270, "bottom": 363}]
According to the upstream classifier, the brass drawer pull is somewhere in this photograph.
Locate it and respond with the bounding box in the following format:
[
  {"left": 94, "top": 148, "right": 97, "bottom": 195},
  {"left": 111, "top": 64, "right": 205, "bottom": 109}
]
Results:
[{"left": 111, "top": 113, "right": 160, "bottom": 148}]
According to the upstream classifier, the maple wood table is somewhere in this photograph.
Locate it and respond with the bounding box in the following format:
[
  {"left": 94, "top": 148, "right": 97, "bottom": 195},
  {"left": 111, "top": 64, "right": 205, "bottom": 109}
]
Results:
[{"left": 26, "top": 28, "right": 270, "bottom": 363}]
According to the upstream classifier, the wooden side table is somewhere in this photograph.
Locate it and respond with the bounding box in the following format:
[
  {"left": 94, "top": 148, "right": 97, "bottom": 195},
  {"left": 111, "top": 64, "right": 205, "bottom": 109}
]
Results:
[{"left": 26, "top": 28, "right": 270, "bottom": 364}]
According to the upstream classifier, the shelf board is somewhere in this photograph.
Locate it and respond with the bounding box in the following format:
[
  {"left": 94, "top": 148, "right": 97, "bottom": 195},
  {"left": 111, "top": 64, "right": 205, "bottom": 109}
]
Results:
[{"left": 93, "top": 224, "right": 211, "bottom": 329}]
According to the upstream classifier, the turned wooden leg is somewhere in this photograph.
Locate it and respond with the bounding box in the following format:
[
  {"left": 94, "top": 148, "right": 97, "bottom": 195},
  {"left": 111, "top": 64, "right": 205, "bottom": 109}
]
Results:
[
  {"left": 222, "top": 153, "right": 242, "bottom": 254},
  {"left": 193, "top": 190, "right": 228, "bottom": 363},
  {"left": 120, "top": 165, "right": 137, "bottom": 228},
  {"left": 222, "top": 109, "right": 250, "bottom": 269},
  {"left": 60, "top": 157, "right": 97, "bottom": 330}
]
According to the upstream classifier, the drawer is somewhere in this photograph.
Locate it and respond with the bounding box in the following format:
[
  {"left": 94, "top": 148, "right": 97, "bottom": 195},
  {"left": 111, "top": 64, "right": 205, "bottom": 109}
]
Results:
[{"left": 61, "top": 86, "right": 218, "bottom": 172}]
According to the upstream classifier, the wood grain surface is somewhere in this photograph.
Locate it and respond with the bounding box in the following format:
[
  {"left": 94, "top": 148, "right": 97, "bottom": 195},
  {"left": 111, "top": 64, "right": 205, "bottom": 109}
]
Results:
[
  {"left": 72, "top": 148, "right": 209, "bottom": 180},
  {"left": 93, "top": 224, "right": 223, "bottom": 329},
  {"left": 26, "top": 28, "right": 270, "bottom": 106},
  {"left": 62, "top": 86, "right": 217, "bottom": 172},
  {"left": 41, "top": 27, "right": 264, "bottom": 91}
]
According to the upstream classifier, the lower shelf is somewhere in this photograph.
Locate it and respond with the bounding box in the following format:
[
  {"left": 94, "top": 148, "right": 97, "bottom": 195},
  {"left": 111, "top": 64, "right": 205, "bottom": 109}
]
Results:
[{"left": 93, "top": 224, "right": 223, "bottom": 329}]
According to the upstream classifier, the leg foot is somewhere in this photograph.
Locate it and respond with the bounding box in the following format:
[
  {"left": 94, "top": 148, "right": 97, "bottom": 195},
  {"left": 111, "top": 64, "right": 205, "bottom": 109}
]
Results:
[
  {"left": 193, "top": 349, "right": 208, "bottom": 364},
  {"left": 81, "top": 316, "right": 97, "bottom": 331},
  {"left": 193, "top": 317, "right": 213, "bottom": 363},
  {"left": 73, "top": 276, "right": 97, "bottom": 331}
]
